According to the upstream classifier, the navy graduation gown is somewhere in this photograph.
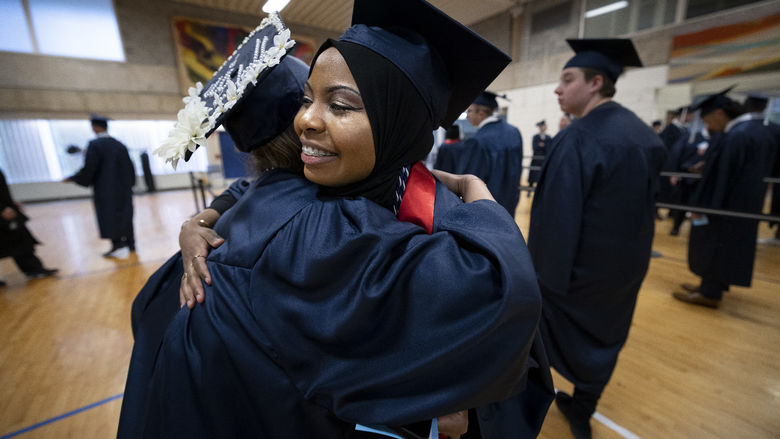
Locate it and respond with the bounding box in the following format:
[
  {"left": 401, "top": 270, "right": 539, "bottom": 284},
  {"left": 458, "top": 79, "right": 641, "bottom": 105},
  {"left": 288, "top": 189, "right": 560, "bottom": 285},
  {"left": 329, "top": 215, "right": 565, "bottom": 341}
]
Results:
[
  {"left": 124, "top": 170, "right": 544, "bottom": 438},
  {"left": 434, "top": 120, "right": 524, "bottom": 215},
  {"left": 527, "top": 134, "right": 549, "bottom": 184},
  {"left": 528, "top": 101, "right": 666, "bottom": 393},
  {"left": 688, "top": 116, "right": 777, "bottom": 287},
  {"left": 70, "top": 136, "right": 135, "bottom": 240}
]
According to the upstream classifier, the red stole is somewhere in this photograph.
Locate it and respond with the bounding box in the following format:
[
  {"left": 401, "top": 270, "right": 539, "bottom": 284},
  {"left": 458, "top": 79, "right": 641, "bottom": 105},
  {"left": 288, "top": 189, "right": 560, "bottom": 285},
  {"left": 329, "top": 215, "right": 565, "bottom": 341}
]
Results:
[{"left": 397, "top": 162, "right": 436, "bottom": 235}]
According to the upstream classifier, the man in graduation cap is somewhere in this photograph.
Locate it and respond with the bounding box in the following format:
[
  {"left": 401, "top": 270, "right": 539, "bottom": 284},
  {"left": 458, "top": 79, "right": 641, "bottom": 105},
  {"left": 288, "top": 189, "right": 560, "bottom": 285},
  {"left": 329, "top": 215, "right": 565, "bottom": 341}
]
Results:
[
  {"left": 435, "top": 91, "right": 524, "bottom": 215},
  {"left": 661, "top": 105, "right": 700, "bottom": 235},
  {"left": 743, "top": 93, "right": 780, "bottom": 239},
  {"left": 528, "top": 120, "right": 549, "bottom": 191},
  {"left": 65, "top": 115, "right": 136, "bottom": 257},
  {"left": 527, "top": 38, "right": 666, "bottom": 439},
  {"left": 674, "top": 88, "right": 777, "bottom": 308}
]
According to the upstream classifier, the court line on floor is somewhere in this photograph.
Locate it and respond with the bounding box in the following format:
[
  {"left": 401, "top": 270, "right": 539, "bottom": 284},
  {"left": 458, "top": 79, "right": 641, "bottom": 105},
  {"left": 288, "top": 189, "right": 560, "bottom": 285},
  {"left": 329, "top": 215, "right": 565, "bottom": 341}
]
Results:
[
  {"left": 593, "top": 412, "right": 642, "bottom": 439},
  {"left": 0, "top": 393, "right": 123, "bottom": 439}
]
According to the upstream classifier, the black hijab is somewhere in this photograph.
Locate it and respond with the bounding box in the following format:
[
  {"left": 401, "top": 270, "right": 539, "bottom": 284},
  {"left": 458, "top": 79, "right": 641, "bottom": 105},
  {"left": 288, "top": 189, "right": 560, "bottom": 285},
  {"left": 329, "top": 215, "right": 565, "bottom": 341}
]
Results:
[{"left": 315, "top": 40, "right": 434, "bottom": 210}]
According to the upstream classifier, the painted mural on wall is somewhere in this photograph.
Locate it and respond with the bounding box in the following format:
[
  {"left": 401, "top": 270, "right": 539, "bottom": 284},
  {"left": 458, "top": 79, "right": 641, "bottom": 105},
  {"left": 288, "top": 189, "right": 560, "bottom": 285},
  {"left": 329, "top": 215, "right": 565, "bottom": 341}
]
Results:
[
  {"left": 668, "top": 13, "right": 780, "bottom": 83},
  {"left": 172, "top": 17, "right": 315, "bottom": 94}
]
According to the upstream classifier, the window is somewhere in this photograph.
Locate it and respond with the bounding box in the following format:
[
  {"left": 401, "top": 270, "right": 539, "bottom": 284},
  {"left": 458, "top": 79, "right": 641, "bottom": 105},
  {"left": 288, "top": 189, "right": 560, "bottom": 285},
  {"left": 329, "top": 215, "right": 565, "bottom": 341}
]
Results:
[
  {"left": 0, "top": 0, "right": 124, "bottom": 61},
  {"left": 686, "top": 0, "right": 766, "bottom": 19},
  {"left": 531, "top": 2, "right": 572, "bottom": 34},
  {"left": 0, "top": 119, "right": 208, "bottom": 184},
  {"left": 583, "top": 0, "right": 678, "bottom": 37}
]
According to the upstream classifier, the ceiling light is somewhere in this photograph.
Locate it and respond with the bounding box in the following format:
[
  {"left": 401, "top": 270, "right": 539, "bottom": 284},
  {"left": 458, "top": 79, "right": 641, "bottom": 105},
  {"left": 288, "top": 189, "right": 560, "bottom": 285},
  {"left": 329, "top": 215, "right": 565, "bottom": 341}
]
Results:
[
  {"left": 262, "top": 0, "right": 290, "bottom": 13},
  {"left": 585, "top": 1, "right": 628, "bottom": 18}
]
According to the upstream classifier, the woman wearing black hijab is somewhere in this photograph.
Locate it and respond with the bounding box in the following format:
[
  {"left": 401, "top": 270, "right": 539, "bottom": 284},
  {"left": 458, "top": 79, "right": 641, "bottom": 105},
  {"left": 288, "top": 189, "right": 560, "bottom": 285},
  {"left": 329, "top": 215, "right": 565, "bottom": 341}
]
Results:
[{"left": 131, "top": 1, "right": 549, "bottom": 438}]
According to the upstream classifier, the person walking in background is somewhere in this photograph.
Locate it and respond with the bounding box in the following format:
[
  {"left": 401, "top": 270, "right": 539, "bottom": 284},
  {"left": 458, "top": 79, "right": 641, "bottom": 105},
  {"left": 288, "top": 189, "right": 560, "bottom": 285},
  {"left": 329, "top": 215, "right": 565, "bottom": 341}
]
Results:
[
  {"left": 527, "top": 120, "right": 550, "bottom": 194},
  {"left": 0, "top": 168, "right": 58, "bottom": 285},
  {"left": 64, "top": 115, "right": 136, "bottom": 257},
  {"left": 528, "top": 39, "right": 666, "bottom": 439},
  {"left": 435, "top": 91, "right": 524, "bottom": 215},
  {"left": 673, "top": 89, "right": 777, "bottom": 309}
]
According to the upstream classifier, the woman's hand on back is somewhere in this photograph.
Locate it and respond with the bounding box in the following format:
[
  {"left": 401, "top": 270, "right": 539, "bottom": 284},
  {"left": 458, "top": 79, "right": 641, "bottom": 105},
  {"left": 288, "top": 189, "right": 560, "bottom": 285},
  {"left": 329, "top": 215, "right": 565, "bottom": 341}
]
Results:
[
  {"left": 431, "top": 170, "right": 495, "bottom": 204},
  {"left": 179, "top": 209, "right": 224, "bottom": 308}
]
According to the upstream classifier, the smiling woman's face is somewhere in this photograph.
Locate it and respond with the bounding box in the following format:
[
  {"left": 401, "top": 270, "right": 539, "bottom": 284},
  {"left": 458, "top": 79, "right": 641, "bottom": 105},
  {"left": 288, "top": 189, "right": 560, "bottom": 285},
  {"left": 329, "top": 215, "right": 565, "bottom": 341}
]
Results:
[{"left": 294, "top": 47, "right": 375, "bottom": 187}]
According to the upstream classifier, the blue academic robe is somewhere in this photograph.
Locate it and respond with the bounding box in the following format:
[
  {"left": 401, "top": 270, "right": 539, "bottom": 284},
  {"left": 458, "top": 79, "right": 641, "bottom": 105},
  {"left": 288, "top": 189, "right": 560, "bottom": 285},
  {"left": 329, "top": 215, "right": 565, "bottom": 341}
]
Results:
[
  {"left": 527, "top": 134, "right": 549, "bottom": 184},
  {"left": 434, "top": 120, "right": 524, "bottom": 215},
  {"left": 120, "top": 170, "right": 547, "bottom": 438},
  {"left": 70, "top": 136, "right": 135, "bottom": 240},
  {"left": 688, "top": 116, "right": 777, "bottom": 287},
  {"left": 528, "top": 101, "right": 666, "bottom": 393}
]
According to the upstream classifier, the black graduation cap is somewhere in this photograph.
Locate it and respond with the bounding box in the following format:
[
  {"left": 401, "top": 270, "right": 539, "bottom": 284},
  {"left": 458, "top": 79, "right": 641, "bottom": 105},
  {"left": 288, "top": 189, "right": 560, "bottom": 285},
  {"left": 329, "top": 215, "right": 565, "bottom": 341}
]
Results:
[
  {"left": 691, "top": 86, "right": 736, "bottom": 116},
  {"left": 339, "top": 0, "right": 511, "bottom": 128},
  {"left": 155, "top": 13, "right": 305, "bottom": 168},
  {"left": 743, "top": 92, "right": 769, "bottom": 112},
  {"left": 564, "top": 39, "right": 643, "bottom": 83},
  {"left": 90, "top": 114, "right": 109, "bottom": 124},
  {"left": 536, "top": 120, "right": 546, "bottom": 127},
  {"left": 472, "top": 91, "right": 510, "bottom": 110}
]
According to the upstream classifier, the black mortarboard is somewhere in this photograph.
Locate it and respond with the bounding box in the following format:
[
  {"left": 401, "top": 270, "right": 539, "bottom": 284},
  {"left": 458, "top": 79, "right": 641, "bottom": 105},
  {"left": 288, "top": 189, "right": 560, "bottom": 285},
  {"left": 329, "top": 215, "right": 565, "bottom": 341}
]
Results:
[
  {"left": 536, "top": 120, "right": 546, "bottom": 127},
  {"left": 337, "top": 0, "right": 511, "bottom": 128},
  {"left": 691, "top": 86, "right": 735, "bottom": 116},
  {"left": 564, "top": 38, "right": 643, "bottom": 83},
  {"left": 473, "top": 91, "right": 505, "bottom": 109},
  {"left": 155, "top": 13, "right": 304, "bottom": 168},
  {"left": 743, "top": 93, "right": 769, "bottom": 112},
  {"left": 90, "top": 114, "right": 109, "bottom": 124}
]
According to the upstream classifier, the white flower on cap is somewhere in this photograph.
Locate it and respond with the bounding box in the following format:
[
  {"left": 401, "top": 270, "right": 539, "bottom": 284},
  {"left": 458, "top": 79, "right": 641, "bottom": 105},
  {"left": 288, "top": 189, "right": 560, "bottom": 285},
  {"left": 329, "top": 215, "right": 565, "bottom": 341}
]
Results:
[{"left": 153, "top": 12, "right": 295, "bottom": 168}]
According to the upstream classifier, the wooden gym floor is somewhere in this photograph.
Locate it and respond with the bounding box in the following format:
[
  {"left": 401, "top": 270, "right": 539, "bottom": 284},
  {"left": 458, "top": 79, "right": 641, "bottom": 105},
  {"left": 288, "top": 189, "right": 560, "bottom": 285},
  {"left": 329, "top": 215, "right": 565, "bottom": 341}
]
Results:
[{"left": 1, "top": 188, "right": 778, "bottom": 438}]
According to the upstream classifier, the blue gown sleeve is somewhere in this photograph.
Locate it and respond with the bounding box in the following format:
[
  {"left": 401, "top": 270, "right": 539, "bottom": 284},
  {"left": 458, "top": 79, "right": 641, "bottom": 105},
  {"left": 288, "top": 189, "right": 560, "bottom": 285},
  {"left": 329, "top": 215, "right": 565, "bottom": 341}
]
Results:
[
  {"left": 208, "top": 178, "right": 252, "bottom": 214},
  {"left": 70, "top": 141, "right": 99, "bottom": 187},
  {"left": 251, "top": 197, "right": 542, "bottom": 426}
]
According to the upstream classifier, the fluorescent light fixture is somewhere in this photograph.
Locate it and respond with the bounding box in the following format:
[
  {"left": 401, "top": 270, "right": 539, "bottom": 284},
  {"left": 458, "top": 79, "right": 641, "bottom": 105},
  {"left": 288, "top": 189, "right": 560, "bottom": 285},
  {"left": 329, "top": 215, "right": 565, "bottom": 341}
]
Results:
[
  {"left": 263, "top": 0, "right": 290, "bottom": 13},
  {"left": 585, "top": 1, "right": 628, "bottom": 18}
]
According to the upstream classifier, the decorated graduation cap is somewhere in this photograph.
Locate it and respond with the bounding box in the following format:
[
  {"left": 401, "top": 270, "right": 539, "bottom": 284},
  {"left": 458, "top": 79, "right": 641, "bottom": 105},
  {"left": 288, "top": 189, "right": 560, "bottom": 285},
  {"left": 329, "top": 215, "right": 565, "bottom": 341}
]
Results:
[
  {"left": 154, "top": 12, "right": 304, "bottom": 168},
  {"left": 331, "top": 0, "right": 511, "bottom": 128},
  {"left": 564, "top": 38, "right": 643, "bottom": 83},
  {"left": 691, "top": 85, "right": 736, "bottom": 116}
]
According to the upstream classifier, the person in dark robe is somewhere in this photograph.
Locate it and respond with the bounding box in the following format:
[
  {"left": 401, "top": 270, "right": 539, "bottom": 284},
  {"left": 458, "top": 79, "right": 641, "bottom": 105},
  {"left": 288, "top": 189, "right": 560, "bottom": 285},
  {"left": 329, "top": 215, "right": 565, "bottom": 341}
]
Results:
[
  {"left": 0, "top": 168, "right": 58, "bottom": 285},
  {"left": 652, "top": 120, "right": 662, "bottom": 134},
  {"left": 559, "top": 113, "right": 572, "bottom": 131},
  {"left": 661, "top": 106, "right": 697, "bottom": 235},
  {"left": 741, "top": 94, "right": 780, "bottom": 239},
  {"left": 527, "top": 38, "right": 666, "bottom": 439},
  {"left": 121, "top": 5, "right": 551, "bottom": 439},
  {"left": 434, "top": 91, "right": 524, "bottom": 215},
  {"left": 527, "top": 120, "right": 549, "bottom": 192},
  {"left": 139, "top": 152, "right": 156, "bottom": 192},
  {"left": 64, "top": 115, "right": 136, "bottom": 257},
  {"left": 673, "top": 89, "right": 778, "bottom": 308},
  {"left": 428, "top": 124, "right": 462, "bottom": 171}
]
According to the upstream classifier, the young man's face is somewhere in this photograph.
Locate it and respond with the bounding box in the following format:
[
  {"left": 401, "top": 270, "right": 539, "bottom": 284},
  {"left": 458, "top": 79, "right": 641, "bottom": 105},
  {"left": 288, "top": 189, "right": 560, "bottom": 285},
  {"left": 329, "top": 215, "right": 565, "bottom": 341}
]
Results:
[
  {"left": 466, "top": 104, "right": 489, "bottom": 128},
  {"left": 701, "top": 109, "right": 730, "bottom": 133},
  {"left": 554, "top": 67, "right": 598, "bottom": 118}
]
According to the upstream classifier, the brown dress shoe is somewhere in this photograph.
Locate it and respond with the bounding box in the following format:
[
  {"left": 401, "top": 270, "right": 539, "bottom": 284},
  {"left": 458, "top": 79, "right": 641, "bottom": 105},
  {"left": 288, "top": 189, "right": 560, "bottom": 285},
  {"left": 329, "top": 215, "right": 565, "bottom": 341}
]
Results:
[
  {"left": 680, "top": 282, "right": 700, "bottom": 293},
  {"left": 672, "top": 291, "right": 720, "bottom": 309}
]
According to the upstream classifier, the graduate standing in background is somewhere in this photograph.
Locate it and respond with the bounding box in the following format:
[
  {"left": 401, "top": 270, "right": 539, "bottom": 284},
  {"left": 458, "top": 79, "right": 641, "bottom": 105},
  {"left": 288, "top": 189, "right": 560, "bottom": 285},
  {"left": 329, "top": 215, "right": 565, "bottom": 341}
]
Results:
[
  {"left": 528, "top": 39, "right": 666, "bottom": 439},
  {"left": 64, "top": 116, "right": 136, "bottom": 257},
  {"left": 673, "top": 89, "right": 777, "bottom": 309},
  {"left": 527, "top": 120, "right": 549, "bottom": 192},
  {"left": 0, "top": 168, "right": 58, "bottom": 285},
  {"left": 435, "top": 91, "right": 524, "bottom": 215}
]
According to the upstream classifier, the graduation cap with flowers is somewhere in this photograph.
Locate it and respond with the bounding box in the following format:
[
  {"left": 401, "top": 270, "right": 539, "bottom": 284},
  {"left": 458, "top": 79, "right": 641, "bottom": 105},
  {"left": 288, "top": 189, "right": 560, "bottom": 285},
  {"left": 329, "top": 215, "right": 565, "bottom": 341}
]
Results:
[{"left": 154, "top": 12, "right": 300, "bottom": 168}]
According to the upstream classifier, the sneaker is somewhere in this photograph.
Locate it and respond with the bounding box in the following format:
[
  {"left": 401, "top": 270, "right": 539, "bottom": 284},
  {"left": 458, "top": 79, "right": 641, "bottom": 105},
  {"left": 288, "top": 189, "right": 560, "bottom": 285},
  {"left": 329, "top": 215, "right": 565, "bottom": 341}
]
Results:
[{"left": 26, "top": 268, "right": 59, "bottom": 280}]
